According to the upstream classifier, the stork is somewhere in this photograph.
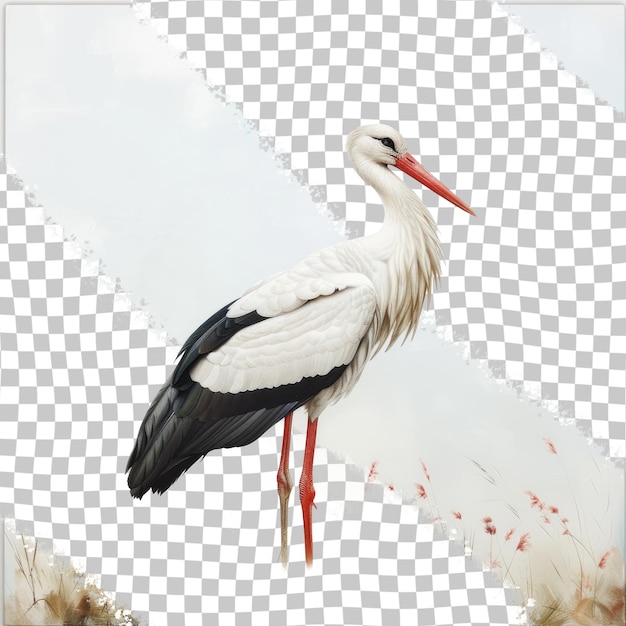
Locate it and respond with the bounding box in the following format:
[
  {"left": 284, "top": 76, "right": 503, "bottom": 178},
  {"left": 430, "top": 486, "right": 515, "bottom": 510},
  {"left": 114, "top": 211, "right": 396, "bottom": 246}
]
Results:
[{"left": 126, "top": 124, "right": 474, "bottom": 565}]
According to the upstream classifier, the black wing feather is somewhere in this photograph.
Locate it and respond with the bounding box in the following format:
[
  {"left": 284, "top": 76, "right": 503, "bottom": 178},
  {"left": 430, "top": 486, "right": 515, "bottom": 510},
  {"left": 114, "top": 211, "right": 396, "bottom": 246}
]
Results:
[
  {"left": 172, "top": 303, "right": 266, "bottom": 387},
  {"left": 127, "top": 302, "right": 347, "bottom": 499}
]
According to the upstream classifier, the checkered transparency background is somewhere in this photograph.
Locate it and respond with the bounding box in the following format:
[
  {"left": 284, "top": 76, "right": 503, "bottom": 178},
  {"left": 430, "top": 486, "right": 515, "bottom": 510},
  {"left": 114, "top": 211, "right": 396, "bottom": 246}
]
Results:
[
  {"left": 131, "top": 0, "right": 625, "bottom": 460},
  {"left": 0, "top": 172, "right": 520, "bottom": 626},
  {"left": 1, "top": 0, "right": 625, "bottom": 625}
]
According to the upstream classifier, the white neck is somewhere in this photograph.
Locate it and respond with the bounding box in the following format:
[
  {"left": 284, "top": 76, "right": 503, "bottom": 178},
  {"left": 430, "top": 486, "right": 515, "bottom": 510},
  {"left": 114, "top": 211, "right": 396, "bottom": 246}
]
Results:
[{"left": 357, "top": 162, "right": 442, "bottom": 349}]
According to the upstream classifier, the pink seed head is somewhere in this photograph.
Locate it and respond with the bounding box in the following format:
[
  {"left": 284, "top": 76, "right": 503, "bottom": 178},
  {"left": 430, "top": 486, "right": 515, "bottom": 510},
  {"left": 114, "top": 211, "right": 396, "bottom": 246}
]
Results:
[
  {"left": 516, "top": 533, "right": 530, "bottom": 552},
  {"left": 367, "top": 461, "right": 378, "bottom": 483},
  {"left": 598, "top": 550, "right": 612, "bottom": 570},
  {"left": 525, "top": 490, "right": 544, "bottom": 510},
  {"left": 543, "top": 438, "right": 557, "bottom": 455}
]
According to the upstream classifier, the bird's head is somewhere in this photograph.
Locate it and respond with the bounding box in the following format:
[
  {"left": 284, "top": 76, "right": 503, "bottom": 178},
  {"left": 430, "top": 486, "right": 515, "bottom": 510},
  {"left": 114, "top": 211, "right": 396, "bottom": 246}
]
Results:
[{"left": 346, "top": 124, "right": 475, "bottom": 216}]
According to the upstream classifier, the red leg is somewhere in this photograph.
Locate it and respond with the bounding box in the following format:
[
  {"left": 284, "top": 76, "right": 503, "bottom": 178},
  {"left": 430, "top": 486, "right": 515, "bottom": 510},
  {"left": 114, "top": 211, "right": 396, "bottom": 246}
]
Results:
[
  {"left": 276, "top": 412, "right": 293, "bottom": 566},
  {"left": 299, "top": 416, "right": 319, "bottom": 566}
]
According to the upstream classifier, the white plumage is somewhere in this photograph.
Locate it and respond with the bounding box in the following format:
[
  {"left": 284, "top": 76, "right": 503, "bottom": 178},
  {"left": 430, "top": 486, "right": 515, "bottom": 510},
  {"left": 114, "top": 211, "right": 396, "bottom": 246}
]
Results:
[
  {"left": 191, "top": 277, "right": 375, "bottom": 394},
  {"left": 127, "top": 123, "right": 474, "bottom": 566}
]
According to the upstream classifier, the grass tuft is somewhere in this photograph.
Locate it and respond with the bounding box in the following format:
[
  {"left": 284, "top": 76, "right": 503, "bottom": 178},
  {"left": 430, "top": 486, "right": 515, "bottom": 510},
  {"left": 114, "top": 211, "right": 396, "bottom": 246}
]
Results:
[{"left": 5, "top": 523, "right": 140, "bottom": 626}]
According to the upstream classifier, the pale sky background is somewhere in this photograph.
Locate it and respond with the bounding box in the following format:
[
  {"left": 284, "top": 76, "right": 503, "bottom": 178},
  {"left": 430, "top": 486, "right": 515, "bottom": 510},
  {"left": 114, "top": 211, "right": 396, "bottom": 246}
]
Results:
[
  {"left": 0, "top": 0, "right": 623, "bottom": 150},
  {"left": 4, "top": 0, "right": 624, "bottom": 602},
  {"left": 502, "top": 2, "right": 625, "bottom": 113},
  {"left": 6, "top": 4, "right": 343, "bottom": 339}
]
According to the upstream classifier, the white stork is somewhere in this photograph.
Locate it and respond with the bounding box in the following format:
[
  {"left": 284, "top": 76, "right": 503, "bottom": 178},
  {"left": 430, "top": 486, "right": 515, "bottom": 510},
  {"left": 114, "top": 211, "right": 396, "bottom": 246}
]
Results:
[{"left": 126, "top": 124, "right": 474, "bottom": 565}]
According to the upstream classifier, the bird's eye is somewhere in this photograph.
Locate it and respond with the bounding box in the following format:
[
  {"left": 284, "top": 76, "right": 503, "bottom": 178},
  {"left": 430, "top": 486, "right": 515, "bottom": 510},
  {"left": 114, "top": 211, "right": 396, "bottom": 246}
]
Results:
[{"left": 379, "top": 137, "right": 396, "bottom": 151}]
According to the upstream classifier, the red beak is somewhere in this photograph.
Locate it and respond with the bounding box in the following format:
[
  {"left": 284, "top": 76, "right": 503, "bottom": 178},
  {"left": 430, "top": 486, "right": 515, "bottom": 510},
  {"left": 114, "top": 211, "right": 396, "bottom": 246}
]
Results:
[{"left": 394, "top": 152, "right": 475, "bottom": 216}]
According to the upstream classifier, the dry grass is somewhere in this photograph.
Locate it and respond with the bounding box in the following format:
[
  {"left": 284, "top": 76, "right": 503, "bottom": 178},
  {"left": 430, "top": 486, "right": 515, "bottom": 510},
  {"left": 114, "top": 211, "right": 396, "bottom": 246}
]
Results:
[
  {"left": 412, "top": 446, "right": 625, "bottom": 626},
  {"left": 530, "top": 576, "right": 625, "bottom": 626},
  {"left": 5, "top": 523, "right": 140, "bottom": 626}
]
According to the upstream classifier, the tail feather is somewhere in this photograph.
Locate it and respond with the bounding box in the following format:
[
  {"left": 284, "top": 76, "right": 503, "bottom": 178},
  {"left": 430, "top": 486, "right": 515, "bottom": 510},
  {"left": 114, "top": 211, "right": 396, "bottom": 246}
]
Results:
[
  {"left": 127, "top": 380, "right": 188, "bottom": 498},
  {"left": 146, "top": 454, "right": 204, "bottom": 496},
  {"left": 125, "top": 381, "right": 172, "bottom": 473},
  {"left": 126, "top": 377, "right": 300, "bottom": 499}
]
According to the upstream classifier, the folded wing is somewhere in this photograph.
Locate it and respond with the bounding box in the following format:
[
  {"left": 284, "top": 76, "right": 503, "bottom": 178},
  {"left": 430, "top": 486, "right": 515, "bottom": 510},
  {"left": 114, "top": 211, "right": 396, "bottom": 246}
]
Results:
[{"left": 126, "top": 270, "right": 376, "bottom": 499}]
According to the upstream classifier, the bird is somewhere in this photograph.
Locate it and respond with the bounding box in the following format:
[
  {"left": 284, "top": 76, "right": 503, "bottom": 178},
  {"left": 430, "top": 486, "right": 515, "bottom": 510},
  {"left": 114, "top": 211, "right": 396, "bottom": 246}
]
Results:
[{"left": 126, "top": 124, "right": 474, "bottom": 566}]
